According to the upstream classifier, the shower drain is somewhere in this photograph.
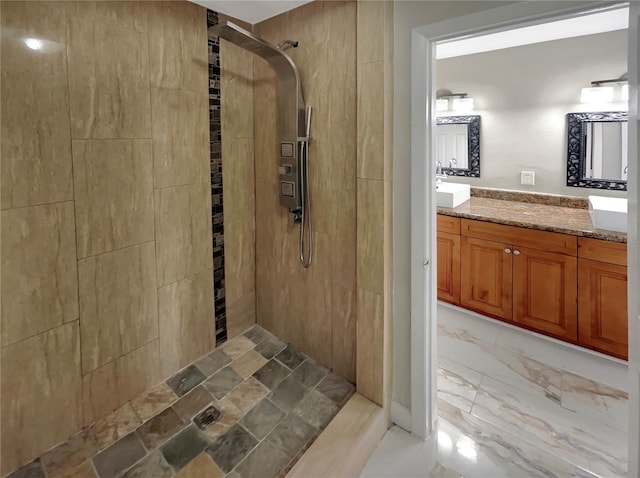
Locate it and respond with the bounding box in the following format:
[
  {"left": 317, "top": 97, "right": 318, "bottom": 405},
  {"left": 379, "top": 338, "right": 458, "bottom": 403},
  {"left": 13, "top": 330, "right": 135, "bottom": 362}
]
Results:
[{"left": 193, "top": 406, "right": 222, "bottom": 430}]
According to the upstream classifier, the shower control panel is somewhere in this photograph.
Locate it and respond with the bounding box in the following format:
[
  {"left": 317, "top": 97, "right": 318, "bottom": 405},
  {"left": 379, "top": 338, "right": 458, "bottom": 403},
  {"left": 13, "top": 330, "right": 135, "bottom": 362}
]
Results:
[{"left": 279, "top": 141, "right": 301, "bottom": 210}]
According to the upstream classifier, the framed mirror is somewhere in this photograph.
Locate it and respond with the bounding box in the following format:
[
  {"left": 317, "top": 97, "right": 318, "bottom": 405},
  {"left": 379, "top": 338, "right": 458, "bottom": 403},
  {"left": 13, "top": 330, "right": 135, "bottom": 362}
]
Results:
[
  {"left": 566, "top": 112, "right": 628, "bottom": 191},
  {"left": 435, "top": 115, "right": 481, "bottom": 177}
]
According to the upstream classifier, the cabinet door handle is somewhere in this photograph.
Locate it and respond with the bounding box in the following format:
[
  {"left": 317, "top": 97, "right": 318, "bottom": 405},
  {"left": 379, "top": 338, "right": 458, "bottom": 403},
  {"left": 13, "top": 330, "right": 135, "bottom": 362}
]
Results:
[
  {"left": 504, "top": 248, "right": 511, "bottom": 254},
  {"left": 513, "top": 250, "right": 520, "bottom": 256}
]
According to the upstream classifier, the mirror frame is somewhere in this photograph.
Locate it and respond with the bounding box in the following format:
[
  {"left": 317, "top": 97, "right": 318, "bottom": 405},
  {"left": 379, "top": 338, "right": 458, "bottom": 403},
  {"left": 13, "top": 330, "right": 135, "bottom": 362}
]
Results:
[
  {"left": 436, "top": 115, "right": 481, "bottom": 177},
  {"left": 566, "top": 111, "right": 627, "bottom": 191}
]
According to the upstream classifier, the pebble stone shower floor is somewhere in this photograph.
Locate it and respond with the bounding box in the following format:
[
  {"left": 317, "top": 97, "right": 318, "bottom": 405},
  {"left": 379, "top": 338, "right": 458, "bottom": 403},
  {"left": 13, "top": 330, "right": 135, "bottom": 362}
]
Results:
[{"left": 8, "top": 326, "right": 355, "bottom": 478}]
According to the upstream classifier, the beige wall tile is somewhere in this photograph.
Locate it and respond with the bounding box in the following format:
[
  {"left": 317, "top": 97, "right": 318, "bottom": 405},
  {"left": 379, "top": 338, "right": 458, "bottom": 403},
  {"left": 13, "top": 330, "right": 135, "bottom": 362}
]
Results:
[
  {"left": 221, "top": 138, "right": 255, "bottom": 222},
  {"left": 332, "top": 286, "right": 356, "bottom": 383},
  {"left": 148, "top": 1, "right": 208, "bottom": 93},
  {"left": 82, "top": 360, "right": 118, "bottom": 426},
  {"left": 220, "top": 41, "right": 254, "bottom": 140},
  {"left": 225, "top": 218, "right": 255, "bottom": 304},
  {"left": 157, "top": 270, "right": 215, "bottom": 378},
  {"left": 357, "top": 179, "right": 384, "bottom": 295},
  {"left": 356, "top": 288, "right": 383, "bottom": 406},
  {"left": 66, "top": 1, "right": 150, "bottom": 33},
  {"left": 67, "top": 18, "right": 150, "bottom": 139},
  {"left": 357, "top": 1, "right": 385, "bottom": 65},
  {"left": 152, "top": 87, "right": 209, "bottom": 188},
  {"left": 328, "top": 1, "right": 357, "bottom": 90},
  {"left": 1, "top": 202, "right": 78, "bottom": 346},
  {"left": 227, "top": 292, "right": 256, "bottom": 340},
  {"left": 73, "top": 140, "right": 154, "bottom": 258},
  {"left": 251, "top": 61, "right": 277, "bottom": 181},
  {"left": 155, "top": 183, "right": 213, "bottom": 287},
  {"left": 1, "top": 322, "right": 82, "bottom": 474},
  {"left": 357, "top": 61, "right": 385, "bottom": 180},
  {"left": 116, "top": 340, "right": 162, "bottom": 405},
  {"left": 287, "top": 1, "right": 329, "bottom": 45},
  {"left": 78, "top": 242, "right": 158, "bottom": 373},
  {"left": 1, "top": 1, "right": 73, "bottom": 209}
]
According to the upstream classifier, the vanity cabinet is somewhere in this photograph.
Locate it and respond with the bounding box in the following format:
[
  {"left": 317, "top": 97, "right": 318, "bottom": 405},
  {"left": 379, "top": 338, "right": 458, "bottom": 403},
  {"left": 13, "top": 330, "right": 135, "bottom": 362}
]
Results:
[
  {"left": 459, "top": 219, "right": 577, "bottom": 341},
  {"left": 437, "top": 214, "right": 628, "bottom": 359},
  {"left": 577, "top": 238, "right": 628, "bottom": 360},
  {"left": 437, "top": 216, "right": 461, "bottom": 305}
]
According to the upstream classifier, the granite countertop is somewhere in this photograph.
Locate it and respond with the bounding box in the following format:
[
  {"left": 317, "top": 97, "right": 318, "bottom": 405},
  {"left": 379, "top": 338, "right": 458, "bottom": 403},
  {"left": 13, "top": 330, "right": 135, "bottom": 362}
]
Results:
[{"left": 437, "top": 190, "right": 627, "bottom": 243}]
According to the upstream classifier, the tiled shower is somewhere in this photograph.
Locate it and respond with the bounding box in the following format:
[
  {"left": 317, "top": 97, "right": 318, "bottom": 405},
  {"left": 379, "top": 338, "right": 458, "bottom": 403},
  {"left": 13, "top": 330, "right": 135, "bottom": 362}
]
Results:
[{"left": 0, "top": 1, "right": 372, "bottom": 476}]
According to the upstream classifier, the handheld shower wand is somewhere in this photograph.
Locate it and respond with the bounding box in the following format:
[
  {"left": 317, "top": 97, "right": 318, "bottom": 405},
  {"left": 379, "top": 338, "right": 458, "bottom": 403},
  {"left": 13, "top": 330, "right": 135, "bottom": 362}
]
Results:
[{"left": 299, "top": 106, "right": 313, "bottom": 268}]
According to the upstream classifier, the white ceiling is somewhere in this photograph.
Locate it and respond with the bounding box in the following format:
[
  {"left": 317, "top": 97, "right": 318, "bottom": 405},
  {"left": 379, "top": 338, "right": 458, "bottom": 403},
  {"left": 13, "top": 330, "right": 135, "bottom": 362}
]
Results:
[
  {"left": 193, "top": 0, "right": 313, "bottom": 25},
  {"left": 437, "top": 7, "right": 629, "bottom": 59}
]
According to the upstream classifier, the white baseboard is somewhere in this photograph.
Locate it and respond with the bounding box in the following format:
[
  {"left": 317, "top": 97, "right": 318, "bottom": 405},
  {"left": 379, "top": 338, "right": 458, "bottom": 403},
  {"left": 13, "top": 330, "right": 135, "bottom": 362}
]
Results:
[{"left": 391, "top": 401, "right": 412, "bottom": 432}]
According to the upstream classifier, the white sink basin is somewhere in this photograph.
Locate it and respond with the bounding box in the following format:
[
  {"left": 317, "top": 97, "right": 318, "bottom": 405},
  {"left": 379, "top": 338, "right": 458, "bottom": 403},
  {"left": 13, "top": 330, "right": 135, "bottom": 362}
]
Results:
[
  {"left": 589, "top": 195, "right": 627, "bottom": 233},
  {"left": 436, "top": 182, "right": 470, "bottom": 208}
]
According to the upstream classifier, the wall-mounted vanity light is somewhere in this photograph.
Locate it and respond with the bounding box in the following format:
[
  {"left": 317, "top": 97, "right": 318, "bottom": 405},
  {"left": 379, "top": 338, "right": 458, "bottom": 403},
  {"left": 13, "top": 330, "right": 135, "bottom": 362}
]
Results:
[
  {"left": 436, "top": 92, "right": 474, "bottom": 112},
  {"left": 580, "top": 74, "right": 628, "bottom": 103}
]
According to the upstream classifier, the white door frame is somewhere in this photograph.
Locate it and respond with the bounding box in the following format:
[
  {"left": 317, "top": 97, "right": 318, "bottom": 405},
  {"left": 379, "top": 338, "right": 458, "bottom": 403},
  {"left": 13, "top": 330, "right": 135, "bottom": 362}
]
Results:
[{"left": 409, "top": 1, "right": 640, "bottom": 475}]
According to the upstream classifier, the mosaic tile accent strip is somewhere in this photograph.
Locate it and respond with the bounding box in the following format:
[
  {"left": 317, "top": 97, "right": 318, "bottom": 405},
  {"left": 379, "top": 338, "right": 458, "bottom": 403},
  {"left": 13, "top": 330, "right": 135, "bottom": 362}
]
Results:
[
  {"left": 6, "top": 326, "right": 356, "bottom": 478},
  {"left": 207, "top": 9, "right": 227, "bottom": 345}
]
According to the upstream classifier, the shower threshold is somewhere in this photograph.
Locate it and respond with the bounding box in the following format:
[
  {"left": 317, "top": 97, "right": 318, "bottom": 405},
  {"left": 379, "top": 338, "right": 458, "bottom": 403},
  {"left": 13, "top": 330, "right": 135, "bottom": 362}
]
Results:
[{"left": 8, "top": 326, "right": 355, "bottom": 478}]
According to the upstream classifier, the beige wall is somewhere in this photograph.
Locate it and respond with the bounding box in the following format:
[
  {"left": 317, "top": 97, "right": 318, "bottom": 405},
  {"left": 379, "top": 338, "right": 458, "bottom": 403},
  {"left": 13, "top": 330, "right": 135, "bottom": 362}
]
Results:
[
  {"left": 220, "top": 16, "right": 258, "bottom": 339},
  {"left": 0, "top": 2, "right": 214, "bottom": 473},
  {"left": 253, "top": 1, "right": 358, "bottom": 382}
]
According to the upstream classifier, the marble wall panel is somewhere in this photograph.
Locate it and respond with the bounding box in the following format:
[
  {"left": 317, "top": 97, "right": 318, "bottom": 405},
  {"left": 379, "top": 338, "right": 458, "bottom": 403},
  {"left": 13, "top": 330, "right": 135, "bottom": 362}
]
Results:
[
  {"left": 73, "top": 139, "right": 154, "bottom": 257},
  {"left": 1, "top": 202, "right": 78, "bottom": 346},
  {"left": 0, "top": 1, "right": 73, "bottom": 209}
]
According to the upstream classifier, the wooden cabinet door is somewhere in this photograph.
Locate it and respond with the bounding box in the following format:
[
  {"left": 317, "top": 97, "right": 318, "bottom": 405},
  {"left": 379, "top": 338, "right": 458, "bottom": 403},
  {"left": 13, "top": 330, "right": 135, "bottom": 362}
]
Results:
[
  {"left": 578, "top": 259, "right": 628, "bottom": 359},
  {"left": 512, "top": 247, "right": 577, "bottom": 341},
  {"left": 460, "top": 236, "right": 512, "bottom": 320},
  {"left": 437, "top": 232, "right": 461, "bottom": 304}
]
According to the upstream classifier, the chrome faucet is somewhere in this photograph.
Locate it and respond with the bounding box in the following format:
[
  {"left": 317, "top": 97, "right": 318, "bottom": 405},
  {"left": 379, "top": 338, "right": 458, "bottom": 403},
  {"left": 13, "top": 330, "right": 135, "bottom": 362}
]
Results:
[
  {"left": 624, "top": 165, "right": 629, "bottom": 175},
  {"left": 436, "top": 160, "right": 448, "bottom": 183},
  {"left": 449, "top": 158, "right": 457, "bottom": 169}
]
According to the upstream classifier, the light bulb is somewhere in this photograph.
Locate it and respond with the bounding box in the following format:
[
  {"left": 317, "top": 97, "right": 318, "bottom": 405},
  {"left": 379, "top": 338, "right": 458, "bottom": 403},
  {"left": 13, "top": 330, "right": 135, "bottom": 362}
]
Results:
[
  {"left": 451, "top": 97, "right": 474, "bottom": 111},
  {"left": 24, "top": 38, "right": 43, "bottom": 50},
  {"left": 621, "top": 84, "right": 629, "bottom": 102},
  {"left": 580, "top": 86, "right": 613, "bottom": 103}
]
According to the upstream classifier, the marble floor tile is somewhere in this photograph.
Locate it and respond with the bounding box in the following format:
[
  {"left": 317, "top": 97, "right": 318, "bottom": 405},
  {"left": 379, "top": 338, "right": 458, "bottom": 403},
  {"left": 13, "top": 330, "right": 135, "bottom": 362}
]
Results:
[
  {"left": 160, "top": 425, "right": 211, "bottom": 472},
  {"left": 92, "top": 433, "right": 146, "bottom": 478},
  {"left": 130, "top": 383, "right": 178, "bottom": 422},
  {"left": 437, "top": 358, "right": 483, "bottom": 413},
  {"left": 243, "top": 326, "right": 271, "bottom": 346},
  {"left": 471, "top": 376, "right": 627, "bottom": 477},
  {"left": 195, "top": 349, "right": 232, "bottom": 377},
  {"left": 203, "top": 366, "right": 244, "bottom": 399},
  {"left": 438, "top": 322, "right": 563, "bottom": 402},
  {"left": 221, "top": 335, "right": 255, "bottom": 360},
  {"left": 315, "top": 373, "right": 355, "bottom": 406},
  {"left": 292, "top": 389, "right": 338, "bottom": 430},
  {"left": 234, "top": 439, "right": 290, "bottom": 478},
  {"left": 254, "top": 336, "right": 287, "bottom": 360},
  {"left": 291, "top": 359, "right": 328, "bottom": 389},
  {"left": 267, "top": 414, "right": 316, "bottom": 458},
  {"left": 166, "top": 364, "right": 206, "bottom": 397},
  {"left": 268, "top": 376, "right": 308, "bottom": 412},
  {"left": 90, "top": 403, "right": 141, "bottom": 451},
  {"left": 239, "top": 399, "right": 286, "bottom": 440},
  {"left": 561, "top": 371, "right": 628, "bottom": 433},
  {"left": 252, "top": 359, "right": 290, "bottom": 390},
  {"left": 41, "top": 428, "right": 98, "bottom": 478},
  {"left": 174, "top": 452, "right": 223, "bottom": 478},
  {"left": 275, "top": 344, "right": 305, "bottom": 370},
  {"left": 136, "top": 407, "right": 186, "bottom": 449},
  {"left": 120, "top": 451, "right": 173, "bottom": 478},
  {"left": 206, "top": 424, "right": 258, "bottom": 473},
  {"left": 7, "top": 459, "right": 46, "bottom": 478},
  {"left": 226, "top": 377, "right": 269, "bottom": 416},
  {"left": 172, "top": 386, "right": 214, "bottom": 421},
  {"left": 230, "top": 350, "right": 268, "bottom": 378}
]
